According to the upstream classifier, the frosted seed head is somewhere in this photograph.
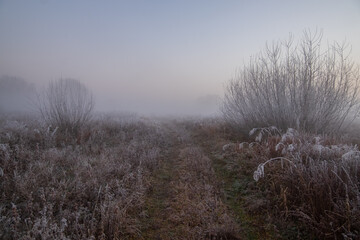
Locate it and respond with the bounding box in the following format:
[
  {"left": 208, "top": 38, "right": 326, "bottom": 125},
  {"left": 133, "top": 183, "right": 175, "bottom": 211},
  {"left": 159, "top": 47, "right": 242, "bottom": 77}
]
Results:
[{"left": 249, "top": 128, "right": 257, "bottom": 136}]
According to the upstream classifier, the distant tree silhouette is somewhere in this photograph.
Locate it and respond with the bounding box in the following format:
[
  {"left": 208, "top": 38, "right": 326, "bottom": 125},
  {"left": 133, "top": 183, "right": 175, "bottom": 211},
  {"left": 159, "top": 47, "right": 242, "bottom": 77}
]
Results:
[{"left": 38, "top": 78, "right": 94, "bottom": 134}]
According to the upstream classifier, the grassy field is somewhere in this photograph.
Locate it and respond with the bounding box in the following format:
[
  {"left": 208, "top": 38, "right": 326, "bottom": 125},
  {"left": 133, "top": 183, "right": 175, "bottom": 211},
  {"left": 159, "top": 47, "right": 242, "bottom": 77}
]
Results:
[{"left": 1, "top": 114, "right": 359, "bottom": 239}]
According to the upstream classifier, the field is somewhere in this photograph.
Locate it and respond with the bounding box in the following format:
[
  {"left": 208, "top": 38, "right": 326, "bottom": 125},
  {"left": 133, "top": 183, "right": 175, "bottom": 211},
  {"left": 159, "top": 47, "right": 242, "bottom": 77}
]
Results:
[{"left": 1, "top": 114, "right": 359, "bottom": 239}]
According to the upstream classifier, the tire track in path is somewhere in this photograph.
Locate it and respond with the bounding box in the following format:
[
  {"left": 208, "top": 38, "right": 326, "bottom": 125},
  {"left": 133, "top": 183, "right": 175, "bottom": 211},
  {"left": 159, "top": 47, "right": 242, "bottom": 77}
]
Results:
[{"left": 141, "top": 121, "right": 241, "bottom": 239}]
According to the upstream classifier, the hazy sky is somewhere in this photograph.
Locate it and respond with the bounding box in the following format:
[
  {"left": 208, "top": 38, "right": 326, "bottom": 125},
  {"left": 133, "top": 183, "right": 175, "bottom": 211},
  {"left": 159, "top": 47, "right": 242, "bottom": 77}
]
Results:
[{"left": 1, "top": 0, "right": 360, "bottom": 114}]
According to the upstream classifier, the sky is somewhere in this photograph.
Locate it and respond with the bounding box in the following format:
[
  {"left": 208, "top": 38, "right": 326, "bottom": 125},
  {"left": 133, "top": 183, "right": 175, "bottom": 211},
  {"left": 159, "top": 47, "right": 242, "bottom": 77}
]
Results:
[{"left": 1, "top": 0, "right": 360, "bottom": 115}]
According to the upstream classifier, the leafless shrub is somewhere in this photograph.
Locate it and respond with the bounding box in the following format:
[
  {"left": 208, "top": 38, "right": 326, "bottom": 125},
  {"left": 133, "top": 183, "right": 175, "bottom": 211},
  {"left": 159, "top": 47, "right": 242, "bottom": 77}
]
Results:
[
  {"left": 38, "top": 78, "right": 94, "bottom": 134},
  {"left": 223, "top": 30, "right": 360, "bottom": 134}
]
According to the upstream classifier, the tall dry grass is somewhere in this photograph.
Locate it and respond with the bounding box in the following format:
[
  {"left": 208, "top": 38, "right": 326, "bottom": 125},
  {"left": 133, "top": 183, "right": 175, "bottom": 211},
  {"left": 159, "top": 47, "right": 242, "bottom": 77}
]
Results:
[
  {"left": 244, "top": 127, "right": 360, "bottom": 239},
  {"left": 0, "top": 113, "right": 167, "bottom": 239}
]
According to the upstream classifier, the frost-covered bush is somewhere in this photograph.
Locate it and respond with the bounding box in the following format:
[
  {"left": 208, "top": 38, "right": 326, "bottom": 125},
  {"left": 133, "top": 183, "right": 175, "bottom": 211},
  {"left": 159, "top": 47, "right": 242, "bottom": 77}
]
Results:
[
  {"left": 239, "top": 127, "right": 360, "bottom": 238},
  {"left": 38, "top": 78, "right": 94, "bottom": 134},
  {"left": 222, "top": 30, "right": 360, "bottom": 134}
]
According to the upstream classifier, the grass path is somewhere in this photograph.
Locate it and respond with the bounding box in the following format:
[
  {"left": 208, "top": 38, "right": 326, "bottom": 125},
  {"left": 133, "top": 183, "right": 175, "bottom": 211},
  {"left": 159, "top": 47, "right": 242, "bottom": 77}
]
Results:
[
  {"left": 193, "top": 133, "right": 278, "bottom": 240},
  {"left": 140, "top": 122, "right": 241, "bottom": 239},
  {"left": 189, "top": 121, "right": 296, "bottom": 239},
  {"left": 140, "top": 124, "right": 181, "bottom": 239}
]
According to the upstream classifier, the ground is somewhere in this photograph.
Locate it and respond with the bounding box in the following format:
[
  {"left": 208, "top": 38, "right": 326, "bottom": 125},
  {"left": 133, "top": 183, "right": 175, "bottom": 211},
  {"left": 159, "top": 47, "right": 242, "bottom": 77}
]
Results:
[
  {"left": 138, "top": 120, "right": 282, "bottom": 239},
  {"left": 0, "top": 116, "right": 324, "bottom": 239}
]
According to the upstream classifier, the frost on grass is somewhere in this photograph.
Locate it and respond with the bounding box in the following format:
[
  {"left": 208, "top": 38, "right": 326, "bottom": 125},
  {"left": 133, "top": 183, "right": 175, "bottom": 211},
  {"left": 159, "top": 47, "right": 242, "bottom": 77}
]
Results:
[
  {"left": 0, "top": 114, "right": 167, "bottom": 239},
  {"left": 342, "top": 150, "right": 360, "bottom": 161},
  {"left": 239, "top": 126, "right": 360, "bottom": 238},
  {"left": 249, "top": 126, "right": 281, "bottom": 142},
  {"left": 250, "top": 127, "right": 358, "bottom": 181},
  {"left": 222, "top": 142, "right": 236, "bottom": 152}
]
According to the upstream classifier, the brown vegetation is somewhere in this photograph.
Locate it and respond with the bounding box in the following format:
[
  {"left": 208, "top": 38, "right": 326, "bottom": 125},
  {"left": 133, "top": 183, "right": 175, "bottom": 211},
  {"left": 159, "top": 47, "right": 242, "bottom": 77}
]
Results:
[
  {"left": 0, "top": 114, "right": 166, "bottom": 239},
  {"left": 249, "top": 127, "right": 360, "bottom": 239},
  {"left": 0, "top": 115, "right": 241, "bottom": 239},
  {"left": 1, "top": 114, "right": 359, "bottom": 239}
]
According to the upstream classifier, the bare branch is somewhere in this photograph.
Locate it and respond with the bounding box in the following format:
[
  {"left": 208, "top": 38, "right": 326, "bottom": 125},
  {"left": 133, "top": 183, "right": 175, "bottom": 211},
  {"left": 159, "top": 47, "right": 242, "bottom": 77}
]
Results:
[
  {"left": 222, "top": 31, "right": 360, "bottom": 134},
  {"left": 38, "top": 78, "right": 94, "bottom": 134}
]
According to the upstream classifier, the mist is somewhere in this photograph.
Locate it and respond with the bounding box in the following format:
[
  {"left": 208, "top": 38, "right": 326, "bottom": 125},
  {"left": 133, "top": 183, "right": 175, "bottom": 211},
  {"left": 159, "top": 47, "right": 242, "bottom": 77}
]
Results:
[
  {"left": 0, "top": 1, "right": 359, "bottom": 116},
  {"left": 0, "top": 75, "right": 36, "bottom": 113}
]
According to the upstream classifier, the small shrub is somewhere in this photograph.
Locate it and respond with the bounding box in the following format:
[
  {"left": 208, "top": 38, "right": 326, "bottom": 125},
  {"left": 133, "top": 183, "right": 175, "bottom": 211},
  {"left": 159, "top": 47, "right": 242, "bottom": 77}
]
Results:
[{"left": 37, "top": 78, "right": 94, "bottom": 135}]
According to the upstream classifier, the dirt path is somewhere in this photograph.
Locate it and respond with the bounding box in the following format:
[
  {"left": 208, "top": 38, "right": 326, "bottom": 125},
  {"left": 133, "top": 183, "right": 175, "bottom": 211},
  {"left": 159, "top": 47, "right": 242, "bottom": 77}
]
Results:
[{"left": 140, "top": 122, "right": 241, "bottom": 239}]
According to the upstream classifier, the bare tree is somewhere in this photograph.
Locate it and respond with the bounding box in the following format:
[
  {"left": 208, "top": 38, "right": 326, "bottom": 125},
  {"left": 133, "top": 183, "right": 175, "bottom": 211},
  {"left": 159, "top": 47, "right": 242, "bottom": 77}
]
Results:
[
  {"left": 222, "top": 30, "right": 360, "bottom": 134},
  {"left": 38, "top": 78, "right": 94, "bottom": 133}
]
